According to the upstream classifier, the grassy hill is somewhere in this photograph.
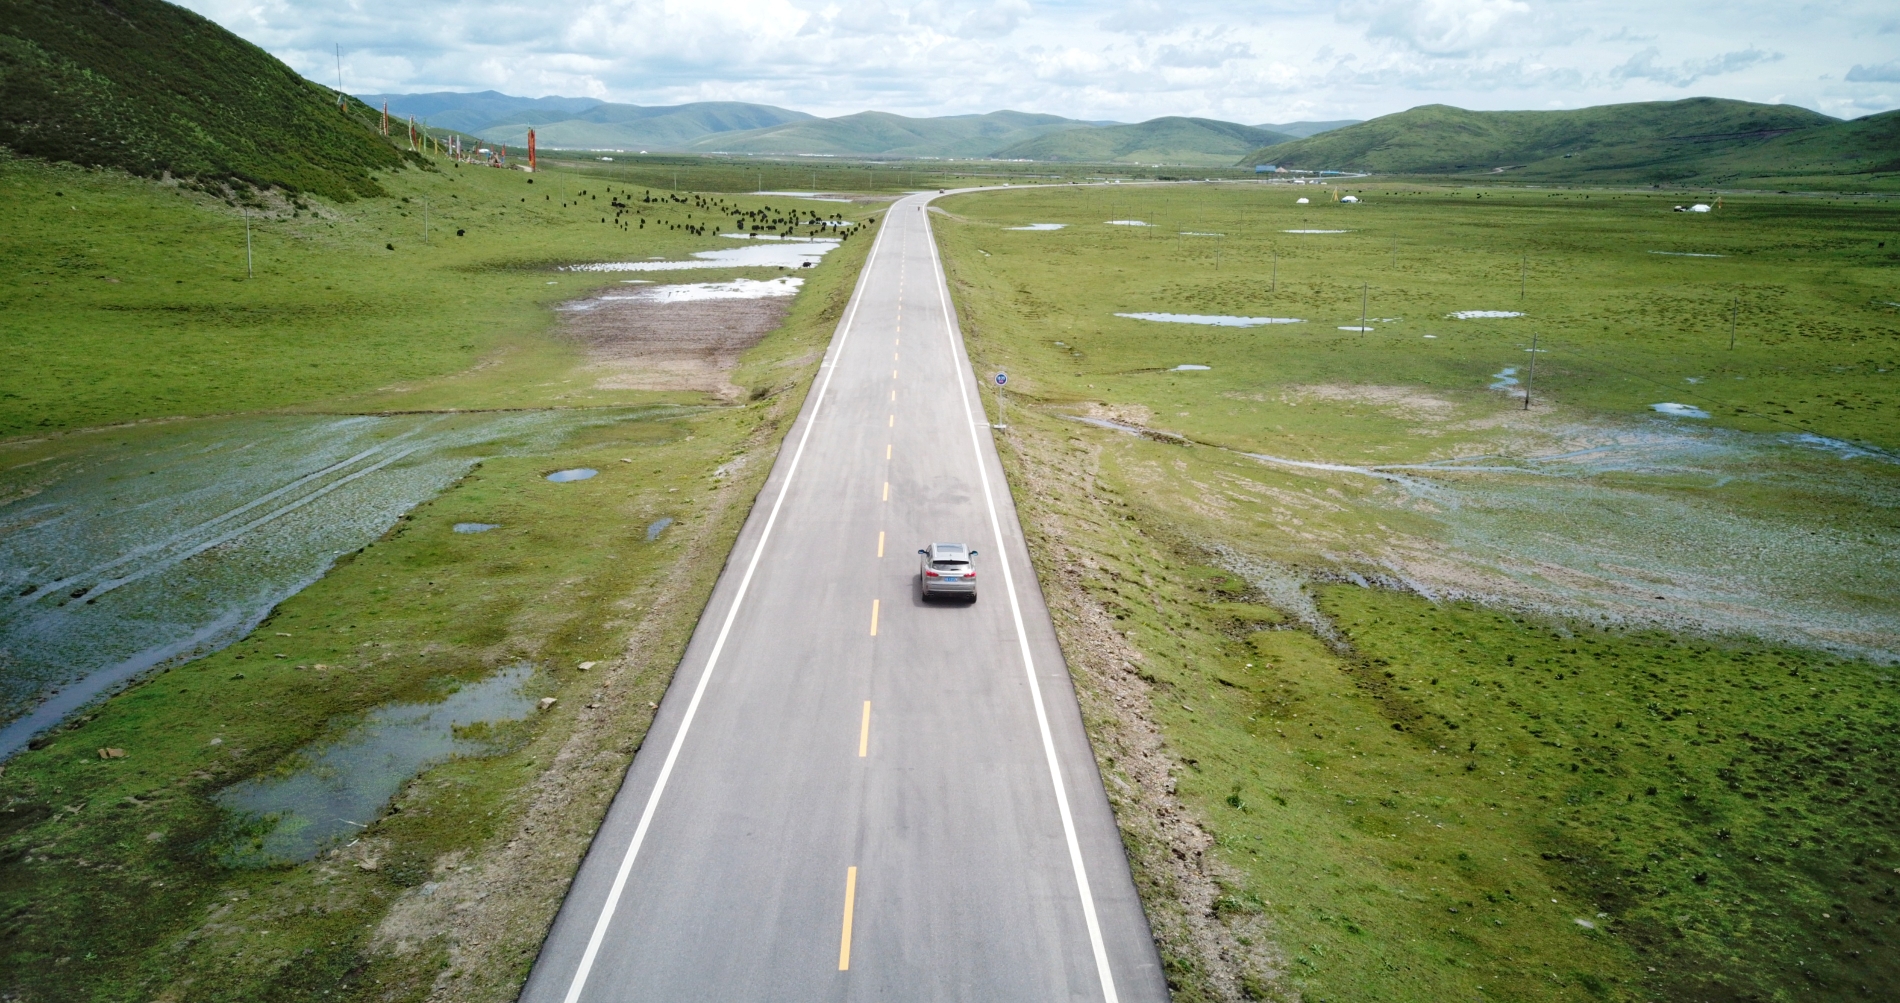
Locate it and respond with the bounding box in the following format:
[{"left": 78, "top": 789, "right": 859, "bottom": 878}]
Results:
[
  {"left": 1619, "top": 107, "right": 1900, "bottom": 186},
  {"left": 1242, "top": 98, "right": 1846, "bottom": 182},
  {"left": 992, "top": 116, "right": 1292, "bottom": 165},
  {"left": 0, "top": 0, "right": 413, "bottom": 200},
  {"left": 683, "top": 109, "right": 1095, "bottom": 158}
]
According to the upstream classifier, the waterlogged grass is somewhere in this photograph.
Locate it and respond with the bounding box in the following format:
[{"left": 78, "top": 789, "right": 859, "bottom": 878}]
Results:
[
  {"left": 936, "top": 182, "right": 1900, "bottom": 453},
  {"left": 0, "top": 156, "right": 877, "bottom": 1000},
  {"left": 939, "top": 181, "right": 1900, "bottom": 1001}
]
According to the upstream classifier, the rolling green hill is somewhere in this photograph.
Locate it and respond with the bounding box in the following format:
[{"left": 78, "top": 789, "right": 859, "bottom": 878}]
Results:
[
  {"left": 1634, "top": 107, "right": 1900, "bottom": 186},
  {"left": 1241, "top": 98, "right": 1848, "bottom": 182},
  {"left": 0, "top": 0, "right": 413, "bottom": 200},
  {"left": 992, "top": 116, "right": 1292, "bottom": 165},
  {"left": 683, "top": 109, "right": 1095, "bottom": 158}
]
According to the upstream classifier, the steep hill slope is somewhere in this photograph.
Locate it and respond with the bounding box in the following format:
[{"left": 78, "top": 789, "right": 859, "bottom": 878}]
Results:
[
  {"left": 1242, "top": 98, "right": 1839, "bottom": 180},
  {"left": 683, "top": 109, "right": 1094, "bottom": 157},
  {"left": 0, "top": 0, "right": 411, "bottom": 200},
  {"left": 993, "top": 116, "right": 1291, "bottom": 165}
]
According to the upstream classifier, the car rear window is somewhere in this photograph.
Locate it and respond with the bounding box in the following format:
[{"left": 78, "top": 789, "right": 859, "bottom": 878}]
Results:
[{"left": 931, "top": 560, "right": 970, "bottom": 570}]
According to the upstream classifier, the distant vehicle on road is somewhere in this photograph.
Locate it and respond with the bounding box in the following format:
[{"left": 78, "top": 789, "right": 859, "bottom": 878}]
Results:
[{"left": 918, "top": 542, "right": 978, "bottom": 601}]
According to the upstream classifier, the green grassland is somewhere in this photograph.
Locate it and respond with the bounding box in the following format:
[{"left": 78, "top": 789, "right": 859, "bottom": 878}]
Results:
[
  {"left": 0, "top": 150, "right": 882, "bottom": 435},
  {"left": 931, "top": 181, "right": 1900, "bottom": 1001},
  {"left": 0, "top": 153, "right": 879, "bottom": 1001},
  {"left": 938, "top": 182, "right": 1900, "bottom": 452},
  {"left": 1243, "top": 99, "right": 1899, "bottom": 191}
]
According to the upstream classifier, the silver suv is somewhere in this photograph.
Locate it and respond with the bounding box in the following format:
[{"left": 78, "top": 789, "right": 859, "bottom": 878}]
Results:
[{"left": 917, "top": 542, "right": 978, "bottom": 601}]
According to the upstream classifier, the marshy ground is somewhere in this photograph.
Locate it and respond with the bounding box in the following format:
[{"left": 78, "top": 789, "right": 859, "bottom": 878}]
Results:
[{"left": 935, "top": 181, "right": 1899, "bottom": 1002}]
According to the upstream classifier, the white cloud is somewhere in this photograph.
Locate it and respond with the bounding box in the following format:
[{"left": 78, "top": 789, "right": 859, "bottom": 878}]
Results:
[
  {"left": 1342, "top": 0, "right": 1541, "bottom": 57},
  {"left": 1845, "top": 60, "right": 1900, "bottom": 83},
  {"left": 1610, "top": 46, "right": 1781, "bottom": 87},
  {"left": 171, "top": 0, "right": 1897, "bottom": 123}
]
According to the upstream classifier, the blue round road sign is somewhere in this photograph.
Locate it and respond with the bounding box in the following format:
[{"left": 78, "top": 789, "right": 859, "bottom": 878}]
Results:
[{"left": 995, "top": 372, "right": 1008, "bottom": 386}]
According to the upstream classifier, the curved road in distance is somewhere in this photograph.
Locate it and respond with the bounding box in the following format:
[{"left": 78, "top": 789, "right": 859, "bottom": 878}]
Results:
[{"left": 521, "top": 190, "right": 1169, "bottom": 1003}]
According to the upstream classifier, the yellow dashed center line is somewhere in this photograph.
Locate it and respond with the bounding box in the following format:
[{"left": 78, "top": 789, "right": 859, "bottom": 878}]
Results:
[
  {"left": 869, "top": 599, "right": 880, "bottom": 636},
  {"left": 838, "top": 866, "right": 859, "bottom": 970},
  {"left": 882, "top": 481, "right": 889, "bottom": 501},
  {"left": 859, "top": 701, "right": 871, "bottom": 757},
  {"left": 877, "top": 530, "right": 885, "bottom": 557},
  {"left": 888, "top": 414, "right": 894, "bottom": 427}
]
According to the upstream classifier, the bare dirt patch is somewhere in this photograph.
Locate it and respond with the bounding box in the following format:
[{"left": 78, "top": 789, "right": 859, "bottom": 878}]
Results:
[
  {"left": 561, "top": 292, "right": 792, "bottom": 401},
  {"left": 1280, "top": 384, "right": 1457, "bottom": 422}
]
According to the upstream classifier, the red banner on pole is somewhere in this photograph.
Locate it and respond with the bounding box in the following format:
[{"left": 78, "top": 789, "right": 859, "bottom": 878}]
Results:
[{"left": 528, "top": 129, "right": 537, "bottom": 172}]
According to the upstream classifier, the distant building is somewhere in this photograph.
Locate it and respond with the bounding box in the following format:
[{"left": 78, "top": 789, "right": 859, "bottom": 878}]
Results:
[{"left": 1253, "top": 164, "right": 1282, "bottom": 173}]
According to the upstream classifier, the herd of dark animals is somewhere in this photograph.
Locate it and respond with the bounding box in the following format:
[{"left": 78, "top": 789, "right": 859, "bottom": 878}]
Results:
[{"left": 543, "top": 184, "right": 864, "bottom": 239}]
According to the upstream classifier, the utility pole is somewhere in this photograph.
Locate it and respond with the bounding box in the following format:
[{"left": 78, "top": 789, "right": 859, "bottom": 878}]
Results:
[
  {"left": 1360, "top": 282, "right": 1369, "bottom": 331},
  {"left": 1728, "top": 296, "right": 1738, "bottom": 350},
  {"left": 1519, "top": 252, "right": 1527, "bottom": 300},
  {"left": 1271, "top": 249, "right": 1277, "bottom": 293},
  {"left": 1524, "top": 332, "right": 1539, "bottom": 410},
  {"left": 335, "top": 45, "right": 344, "bottom": 110}
]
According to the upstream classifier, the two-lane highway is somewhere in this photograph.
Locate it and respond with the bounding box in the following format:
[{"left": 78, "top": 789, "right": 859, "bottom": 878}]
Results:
[{"left": 521, "top": 191, "right": 1168, "bottom": 1003}]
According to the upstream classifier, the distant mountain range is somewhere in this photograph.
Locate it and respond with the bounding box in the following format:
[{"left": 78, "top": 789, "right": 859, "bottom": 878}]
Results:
[
  {"left": 990, "top": 118, "right": 1293, "bottom": 166},
  {"left": 362, "top": 92, "right": 1356, "bottom": 162},
  {"left": 1255, "top": 120, "right": 1362, "bottom": 139},
  {"left": 1241, "top": 98, "right": 1897, "bottom": 185}
]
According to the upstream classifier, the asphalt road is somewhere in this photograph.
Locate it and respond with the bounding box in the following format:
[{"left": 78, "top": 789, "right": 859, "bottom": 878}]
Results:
[{"left": 521, "top": 191, "right": 1169, "bottom": 1003}]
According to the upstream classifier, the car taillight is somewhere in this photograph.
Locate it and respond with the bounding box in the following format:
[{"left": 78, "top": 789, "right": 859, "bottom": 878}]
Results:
[
  {"left": 964, "top": 571, "right": 975, "bottom": 579},
  {"left": 925, "top": 570, "right": 940, "bottom": 577}
]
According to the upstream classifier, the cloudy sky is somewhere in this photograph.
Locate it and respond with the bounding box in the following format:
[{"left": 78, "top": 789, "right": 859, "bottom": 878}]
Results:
[{"left": 179, "top": 0, "right": 1899, "bottom": 123}]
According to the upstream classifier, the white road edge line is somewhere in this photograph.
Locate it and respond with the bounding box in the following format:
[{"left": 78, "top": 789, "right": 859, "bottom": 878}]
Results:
[
  {"left": 557, "top": 218, "right": 889, "bottom": 1003},
  {"left": 921, "top": 198, "right": 1122, "bottom": 1003}
]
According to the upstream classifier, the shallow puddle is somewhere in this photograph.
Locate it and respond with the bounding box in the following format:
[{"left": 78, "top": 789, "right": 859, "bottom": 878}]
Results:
[
  {"left": 1489, "top": 366, "right": 1520, "bottom": 391},
  {"left": 1449, "top": 310, "right": 1523, "bottom": 319},
  {"left": 453, "top": 523, "right": 500, "bottom": 533},
  {"left": 0, "top": 408, "right": 666, "bottom": 757},
  {"left": 1652, "top": 402, "right": 1711, "bottom": 418},
  {"left": 545, "top": 468, "right": 598, "bottom": 482},
  {"left": 216, "top": 663, "right": 539, "bottom": 865},
  {"left": 1116, "top": 312, "right": 1303, "bottom": 327},
  {"left": 1006, "top": 223, "right": 1066, "bottom": 231},
  {"left": 751, "top": 191, "right": 853, "bottom": 203},
  {"left": 646, "top": 516, "right": 674, "bottom": 541},
  {"left": 565, "top": 239, "right": 838, "bottom": 272},
  {"left": 1285, "top": 229, "right": 1349, "bottom": 234},
  {"left": 1067, "top": 407, "right": 1900, "bottom": 658},
  {"left": 1106, "top": 220, "right": 1155, "bottom": 226},
  {"left": 1648, "top": 251, "right": 1725, "bottom": 257},
  {"left": 1173, "top": 365, "right": 1211, "bottom": 371}
]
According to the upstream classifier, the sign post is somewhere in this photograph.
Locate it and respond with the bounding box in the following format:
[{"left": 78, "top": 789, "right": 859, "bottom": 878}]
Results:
[{"left": 993, "top": 372, "right": 1007, "bottom": 429}]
